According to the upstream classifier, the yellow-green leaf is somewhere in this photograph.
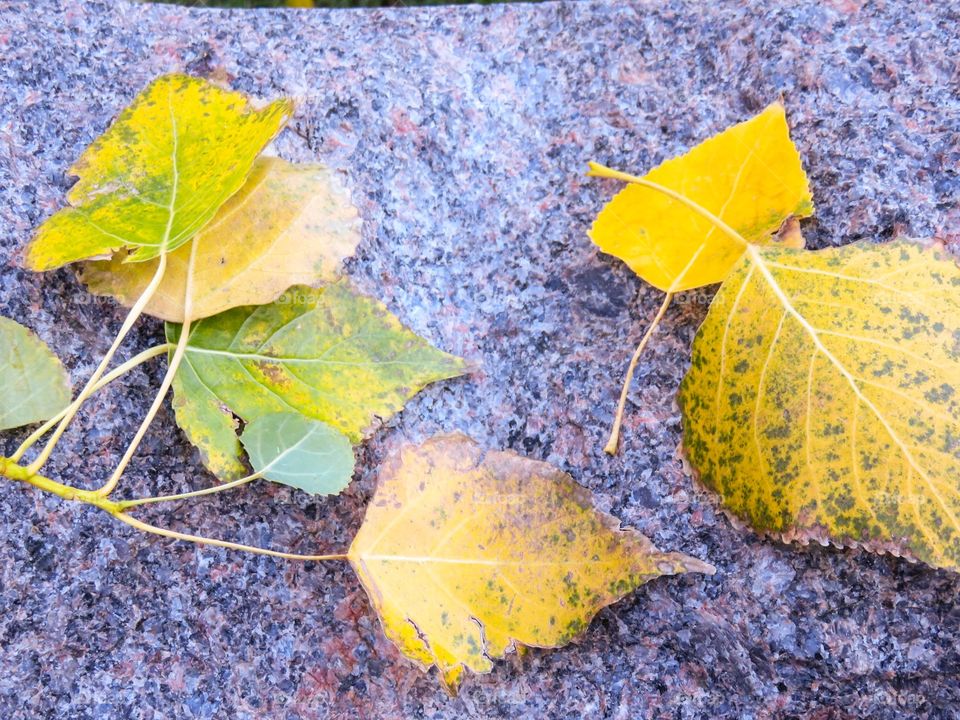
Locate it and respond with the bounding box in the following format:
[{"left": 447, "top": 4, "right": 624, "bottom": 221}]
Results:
[
  {"left": 349, "top": 434, "right": 714, "bottom": 692},
  {"left": 78, "top": 157, "right": 360, "bottom": 322},
  {"left": 680, "top": 239, "right": 960, "bottom": 571},
  {"left": 25, "top": 74, "right": 292, "bottom": 271},
  {"left": 589, "top": 103, "right": 813, "bottom": 292},
  {"left": 167, "top": 282, "right": 468, "bottom": 479},
  {"left": 0, "top": 317, "right": 71, "bottom": 430}
]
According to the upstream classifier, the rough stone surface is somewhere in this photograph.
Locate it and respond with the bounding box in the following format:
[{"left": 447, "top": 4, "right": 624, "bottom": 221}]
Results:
[{"left": 1, "top": 0, "right": 959, "bottom": 718}]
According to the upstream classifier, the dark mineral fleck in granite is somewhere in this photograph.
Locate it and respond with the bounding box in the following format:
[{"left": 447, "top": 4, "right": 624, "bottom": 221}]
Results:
[{"left": 1, "top": 0, "right": 959, "bottom": 718}]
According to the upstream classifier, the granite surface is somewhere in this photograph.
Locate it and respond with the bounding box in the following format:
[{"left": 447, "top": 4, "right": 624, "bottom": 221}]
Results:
[{"left": 1, "top": 0, "right": 959, "bottom": 718}]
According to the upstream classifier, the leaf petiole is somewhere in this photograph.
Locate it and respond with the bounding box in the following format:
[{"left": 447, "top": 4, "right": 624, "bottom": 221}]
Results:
[
  {"left": 116, "top": 472, "right": 261, "bottom": 509},
  {"left": 27, "top": 254, "right": 170, "bottom": 474},
  {"left": 604, "top": 292, "right": 673, "bottom": 455},
  {"left": 10, "top": 343, "right": 174, "bottom": 463}
]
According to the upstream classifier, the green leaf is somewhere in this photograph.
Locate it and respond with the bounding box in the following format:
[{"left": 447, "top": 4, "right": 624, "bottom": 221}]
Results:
[
  {"left": 25, "top": 74, "right": 292, "bottom": 271},
  {"left": 0, "top": 317, "right": 71, "bottom": 430},
  {"left": 167, "top": 281, "right": 468, "bottom": 479},
  {"left": 240, "top": 412, "right": 355, "bottom": 495},
  {"left": 680, "top": 239, "right": 960, "bottom": 571}
]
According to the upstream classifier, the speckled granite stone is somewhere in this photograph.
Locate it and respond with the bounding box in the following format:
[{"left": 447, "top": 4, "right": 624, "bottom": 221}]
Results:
[{"left": 1, "top": 0, "right": 959, "bottom": 718}]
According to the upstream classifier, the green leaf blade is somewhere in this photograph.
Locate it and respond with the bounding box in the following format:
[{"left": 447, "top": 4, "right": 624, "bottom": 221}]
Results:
[
  {"left": 241, "top": 412, "right": 354, "bottom": 495},
  {"left": 0, "top": 317, "right": 71, "bottom": 430},
  {"left": 168, "top": 281, "right": 468, "bottom": 480}
]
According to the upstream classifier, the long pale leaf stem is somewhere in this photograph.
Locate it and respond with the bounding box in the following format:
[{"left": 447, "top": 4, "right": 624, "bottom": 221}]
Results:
[
  {"left": 117, "top": 473, "right": 261, "bottom": 509},
  {"left": 98, "top": 240, "right": 199, "bottom": 497},
  {"left": 604, "top": 292, "right": 674, "bottom": 455},
  {"left": 113, "top": 513, "right": 349, "bottom": 562},
  {"left": 28, "top": 255, "right": 169, "bottom": 474},
  {"left": 590, "top": 161, "right": 752, "bottom": 455},
  {"left": 11, "top": 344, "right": 173, "bottom": 463}
]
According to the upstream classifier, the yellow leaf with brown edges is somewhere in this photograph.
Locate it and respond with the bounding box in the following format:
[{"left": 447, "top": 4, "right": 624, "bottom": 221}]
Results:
[
  {"left": 348, "top": 434, "right": 714, "bottom": 692},
  {"left": 589, "top": 102, "right": 813, "bottom": 292},
  {"left": 79, "top": 157, "right": 360, "bottom": 322}
]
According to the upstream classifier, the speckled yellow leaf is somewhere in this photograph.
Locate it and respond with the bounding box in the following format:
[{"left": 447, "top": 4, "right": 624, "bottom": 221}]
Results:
[
  {"left": 78, "top": 157, "right": 360, "bottom": 322},
  {"left": 589, "top": 103, "right": 813, "bottom": 292},
  {"left": 167, "top": 282, "right": 467, "bottom": 479},
  {"left": 25, "top": 74, "right": 292, "bottom": 271},
  {"left": 349, "top": 434, "right": 714, "bottom": 692},
  {"left": 680, "top": 239, "right": 960, "bottom": 571},
  {"left": 0, "top": 317, "right": 71, "bottom": 430}
]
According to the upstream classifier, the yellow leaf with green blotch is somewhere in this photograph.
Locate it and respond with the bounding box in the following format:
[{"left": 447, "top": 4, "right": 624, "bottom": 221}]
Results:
[
  {"left": 79, "top": 157, "right": 360, "bottom": 322},
  {"left": 589, "top": 103, "right": 813, "bottom": 292},
  {"left": 349, "top": 434, "right": 714, "bottom": 693},
  {"left": 167, "top": 282, "right": 468, "bottom": 479},
  {"left": 680, "top": 239, "right": 960, "bottom": 571},
  {"left": 25, "top": 74, "right": 292, "bottom": 271}
]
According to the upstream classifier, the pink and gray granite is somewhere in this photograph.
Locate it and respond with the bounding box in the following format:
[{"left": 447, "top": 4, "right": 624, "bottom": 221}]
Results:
[{"left": 0, "top": 0, "right": 958, "bottom": 718}]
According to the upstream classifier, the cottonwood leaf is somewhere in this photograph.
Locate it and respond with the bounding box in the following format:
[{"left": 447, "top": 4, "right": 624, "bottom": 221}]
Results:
[
  {"left": 240, "top": 412, "right": 354, "bottom": 495},
  {"left": 79, "top": 157, "right": 360, "bottom": 322},
  {"left": 590, "top": 103, "right": 813, "bottom": 292},
  {"left": 348, "top": 434, "right": 714, "bottom": 692},
  {"left": 25, "top": 74, "right": 292, "bottom": 271},
  {"left": 0, "top": 317, "right": 71, "bottom": 430},
  {"left": 167, "top": 282, "right": 468, "bottom": 479},
  {"left": 680, "top": 239, "right": 960, "bottom": 571}
]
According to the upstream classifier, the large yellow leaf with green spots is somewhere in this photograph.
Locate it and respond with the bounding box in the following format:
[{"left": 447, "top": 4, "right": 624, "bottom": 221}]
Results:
[
  {"left": 78, "top": 157, "right": 360, "bottom": 322},
  {"left": 680, "top": 239, "right": 960, "bottom": 571},
  {"left": 589, "top": 102, "right": 813, "bottom": 292},
  {"left": 25, "top": 74, "right": 292, "bottom": 271},
  {"left": 166, "top": 282, "right": 467, "bottom": 479},
  {"left": 349, "top": 434, "right": 714, "bottom": 693}
]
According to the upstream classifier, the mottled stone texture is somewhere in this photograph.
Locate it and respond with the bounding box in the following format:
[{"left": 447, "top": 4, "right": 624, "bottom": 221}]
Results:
[{"left": 0, "top": 0, "right": 958, "bottom": 718}]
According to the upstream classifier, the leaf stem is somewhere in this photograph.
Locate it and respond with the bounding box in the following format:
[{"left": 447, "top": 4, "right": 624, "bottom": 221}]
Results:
[
  {"left": 0, "top": 457, "right": 347, "bottom": 562},
  {"left": 97, "top": 240, "right": 199, "bottom": 497},
  {"left": 10, "top": 344, "right": 174, "bottom": 463},
  {"left": 116, "top": 472, "right": 261, "bottom": 509},
  {"left": 112, "top": 513, "right": 349, "bottom": 562},
  {"left": 27, "top": 255, "right": 169, "bottom": 474},
  {"left": 604, "top": 292, "right": 673, "bottom": 455}
]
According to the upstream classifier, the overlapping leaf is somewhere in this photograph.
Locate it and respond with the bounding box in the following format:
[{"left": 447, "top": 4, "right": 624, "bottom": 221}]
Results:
[
  {"left": 680, "top": 239, "right": 960, "bottom": 571},
  {"left": 167, "top": 282, "right": 467, "bottom": 479},
  {"left": 589, "top": 102, "right": 813, "bottom": 292},
  {"left": 349, "top": 434, "right": 714, "bottom": 692},
  {"left": 240, "top": 412, "right": 355, "bottom": 495},
  {"left": 79, "top": 157, "right": 360, "bottom": 322},
  {"left": 0, "top": 317, "right": 71, "bottom": 430},
  {"left": 26, "top": 74, "right": 292, "bottom": 270}
]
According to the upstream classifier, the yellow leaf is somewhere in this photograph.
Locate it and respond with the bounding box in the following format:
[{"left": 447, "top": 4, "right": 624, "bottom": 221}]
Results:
[
  {"left": 78, "top": 157, "right": 360, "bottom": 322},
  {"left": 680, "top": 239, "right": 960, "bottom": 571},
  {"left": 348, "top": 434, "right": 713, "bottom": 692},
  {"left": 589, "top": 103, "right": 813, "bottom": 292},
  {"left": 25, "top": 75, "right": 292, "bottom": 271}
]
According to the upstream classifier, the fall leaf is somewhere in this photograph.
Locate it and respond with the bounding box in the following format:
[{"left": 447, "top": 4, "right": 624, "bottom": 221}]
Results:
[
  {"left": 589, "top": 102, "right": 813, "bottom": 292},
  {"left": 25, "top": 74, "right": 292, "bottom": 271},
  {"left": 0, "top": 317, "right": 71, "bottom": 430},
  {"left": 167, "top": 282, "right": 468, "bottom": 479},
  {"left": 240, "top": 412, "right": 354, "bottom": 495},
  {"left": 680, "top": 239, "right": 960, "bottom": 571},
  {"left": 348, "top": 434, "right": 714, "bottom": 692},
  {"left": 78, "top": 157, "right": 360, "bottom": 322}
]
